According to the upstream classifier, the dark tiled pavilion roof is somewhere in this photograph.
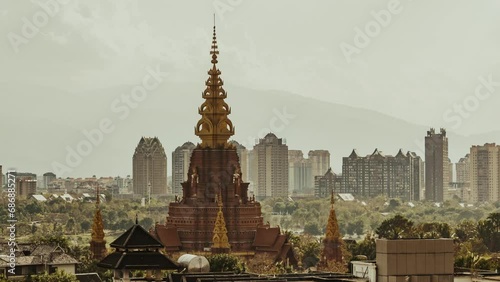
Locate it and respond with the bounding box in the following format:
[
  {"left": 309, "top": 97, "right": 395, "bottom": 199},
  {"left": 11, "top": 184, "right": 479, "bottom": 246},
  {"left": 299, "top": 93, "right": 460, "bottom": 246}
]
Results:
[
  {"left": 98, "top": 222, "right": 179, "bottom": 270},
  {"left": 110, "top": 223, "right": 163, "bottom": 249}
]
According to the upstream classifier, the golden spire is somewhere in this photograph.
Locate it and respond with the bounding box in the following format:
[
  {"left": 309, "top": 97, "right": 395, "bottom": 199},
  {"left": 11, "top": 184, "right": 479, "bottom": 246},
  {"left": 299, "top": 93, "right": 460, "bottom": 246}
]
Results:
[
  {"left": 325, "top": 191, "right": 340, "bottom": 241},
  {"left": 195, "top": 22, "right": 235, "bottom": 148},
  {"left": 91, "top": 186, "right": 105, "bottom": 242},
  {"left": 319, "top": 190, "right": 344, "bottom": 265},
  {"left": 212, "top": 192, "right": 230, "bottom": 249}
]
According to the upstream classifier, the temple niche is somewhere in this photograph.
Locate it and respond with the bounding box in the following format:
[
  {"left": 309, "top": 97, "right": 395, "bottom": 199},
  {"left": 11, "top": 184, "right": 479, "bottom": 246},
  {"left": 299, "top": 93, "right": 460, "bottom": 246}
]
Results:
[{"left": 151, "top": 25, "right": 295, "bottom": 264}]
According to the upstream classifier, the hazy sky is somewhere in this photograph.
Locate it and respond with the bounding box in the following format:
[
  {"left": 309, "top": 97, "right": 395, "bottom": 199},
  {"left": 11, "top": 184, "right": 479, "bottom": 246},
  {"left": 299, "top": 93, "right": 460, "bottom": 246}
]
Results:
[{"left": 1, "top": 0, "right": 500, "bottom": 176}]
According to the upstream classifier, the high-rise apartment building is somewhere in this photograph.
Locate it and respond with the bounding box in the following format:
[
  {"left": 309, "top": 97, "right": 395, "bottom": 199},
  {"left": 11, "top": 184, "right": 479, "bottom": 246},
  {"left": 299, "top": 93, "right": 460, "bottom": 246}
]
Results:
[
  {"left": 13, "top": 172, "right": 37, "bottom": 198},
  {"left": 308, "top": 150, "right": 330, "bottom": 180},
  {"left": 132, "top": 137, "right": 168, "bottom": 196},
  {"left": 171, "top": 141, "right": 196, "bottom": 196},
  {"left": 455, "top": 154, "right": 471, "bottom": 201},
  {"left": 456, "top": 154, "right": 470, "bottom": 183},
  {"left": 251, "top": 133, "right": 289, "bottom": 199},
  {"left": 42, "top": 172, "right": 56, "bottom": 189},
  {"left": 448, "top": 159, "right": 454, "bottom": 183},
  {"left": 288, "top": 150, "right": 312, "bottom": 193},
  {"left": 470, "top": 143, "right": 500, "bottom": 203},
  {"left": 425, "top": 128, "right": 449, "bottom": 202},
  {"left": 342, "top": 149, "right": 423, "bottom": 201},
  {"left": 314, "top": 168, "right": 341, "bottom": 198}
]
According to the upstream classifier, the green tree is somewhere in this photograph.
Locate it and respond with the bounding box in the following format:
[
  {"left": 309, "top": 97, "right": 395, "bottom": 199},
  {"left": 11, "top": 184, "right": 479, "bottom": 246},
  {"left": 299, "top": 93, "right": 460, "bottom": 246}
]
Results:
[
  {"left": 376, "top": 214, "right": 414, "bottom": 239},
  {"left": 415, "top": 222, "right": 451, "bottom": 239},
  {"left": 30, "top": 233, "right": 70, "bottom": 251},
  {"left": 296, "top": 235, "right": 321, "bottom": 268},
  {"left": 139, "top": 217, "right": 154, "bottom": 229},
  {"left": 477, "top": 212, "right": 500, "bottom": 252},
  {"left": 487, "top": 212, "right": 500, "bottom": 232},
  {"left": 207, "top": 254, "right": 243, "bottom": 272},
  {"left": 348, "top": 233, "right": 376, "bottom": 260},
  {"left": 303, "top": 221, "right": 322, "bottom": 236},
  {"left": 273, "top": 202, "right": 286, "bottom": 214},
  {"left": 25, "top": 200, "right": 44, "bottom": 214},
  {"left": 285, "top": 201, "right": 299, "bottom": 215},
  {"left": 31, "top": 270, "right": 78, "bottom": 282},
  {"left": 346, "top": 220, "right": 364, "bottom": 235},
  {"left": 454, "top": 220, "right": 478, "bottom": 243},
  {"left": 387, "top": 199, "right": 401, "bottom": 210},
  {"left": 66, "top": 218, "right": 75, "bottom": 234},
  {"left": 80, "top": 220, "right": 91, "bottom": 232}
]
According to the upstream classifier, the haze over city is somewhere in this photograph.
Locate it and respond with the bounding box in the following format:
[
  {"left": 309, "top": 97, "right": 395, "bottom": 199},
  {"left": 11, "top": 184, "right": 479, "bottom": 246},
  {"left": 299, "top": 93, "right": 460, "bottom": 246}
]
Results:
[
  {"left": 3, "top": 1, "right": 500, "bottom": 281},
  {"left": 1, "top": 0, "right": 500, "bottom": 177}
]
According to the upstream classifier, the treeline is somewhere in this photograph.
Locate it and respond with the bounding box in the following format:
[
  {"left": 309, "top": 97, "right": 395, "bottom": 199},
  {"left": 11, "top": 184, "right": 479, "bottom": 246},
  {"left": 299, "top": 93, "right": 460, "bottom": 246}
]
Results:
[
  {"left": 0, "top": 196, "right": 167, "bottom": 239},
  {"left": 261, "top": 196, "right": 499, "bottom": 237}
]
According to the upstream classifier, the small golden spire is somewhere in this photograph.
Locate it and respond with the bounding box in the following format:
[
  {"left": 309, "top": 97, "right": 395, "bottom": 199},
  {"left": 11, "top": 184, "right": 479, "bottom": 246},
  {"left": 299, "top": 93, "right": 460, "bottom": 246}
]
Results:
[
  {"left": 212, "top": 192, "right": 230, "bottom": 249},
  {"left": 91, "top": 186, "right": 105, "bottom": 242},
  {"left": 320, "top": 190, "right": 343, "bottom": 264},
  {"left": 325, "top": 191, "right": 340, "bottom": 241}
]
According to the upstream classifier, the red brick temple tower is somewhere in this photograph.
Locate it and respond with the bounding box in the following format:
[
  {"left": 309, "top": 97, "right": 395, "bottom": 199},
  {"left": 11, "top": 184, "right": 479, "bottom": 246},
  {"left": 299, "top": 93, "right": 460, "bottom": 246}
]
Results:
[{"left": 156, "top": 24, "right": 264, "bottom": 252}]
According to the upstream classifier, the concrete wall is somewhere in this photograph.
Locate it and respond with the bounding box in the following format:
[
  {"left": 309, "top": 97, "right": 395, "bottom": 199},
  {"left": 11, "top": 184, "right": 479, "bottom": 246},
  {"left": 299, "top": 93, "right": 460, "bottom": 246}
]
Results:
[{"left": 376, "top": 239, "right": 454, "bottom": 282}]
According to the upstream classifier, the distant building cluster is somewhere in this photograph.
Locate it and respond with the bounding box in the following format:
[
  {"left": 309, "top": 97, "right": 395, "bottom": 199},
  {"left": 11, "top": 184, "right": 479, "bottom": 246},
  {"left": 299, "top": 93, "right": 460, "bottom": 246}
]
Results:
[
  {"left": 2, "top": 125, "right": 499, "bottom": 204},
  {"left": 341, "top": 149, "right": 423, "bottom": 201}
]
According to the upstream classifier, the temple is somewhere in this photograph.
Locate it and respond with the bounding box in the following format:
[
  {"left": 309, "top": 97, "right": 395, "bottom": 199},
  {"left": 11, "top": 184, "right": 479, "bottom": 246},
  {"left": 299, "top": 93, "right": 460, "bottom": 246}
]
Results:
[
  {"left": 90, "top": 186, "right": 107, "bottom": 260},
  {"left": 152, "top": 24, "right": 295, "bottom": 264},
  {"left": 320, "top": 192, "right": 343, "bottom": 265},
  {"left": 98, "top": 217, "right": 179, "bottom": 281}
]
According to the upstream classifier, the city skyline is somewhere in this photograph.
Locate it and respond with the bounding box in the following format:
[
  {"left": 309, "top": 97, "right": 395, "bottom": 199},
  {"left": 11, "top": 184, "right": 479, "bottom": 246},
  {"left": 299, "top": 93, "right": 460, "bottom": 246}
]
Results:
[{"left": 2, "top": 1, "right": 500, "bottom": 178}]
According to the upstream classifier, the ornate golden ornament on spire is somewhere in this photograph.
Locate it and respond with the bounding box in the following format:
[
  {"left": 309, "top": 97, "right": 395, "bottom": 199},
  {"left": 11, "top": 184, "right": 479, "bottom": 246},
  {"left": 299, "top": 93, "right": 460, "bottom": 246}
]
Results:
[
  {"left": 195, "top": 24, "right": 235, "bottom": 149},
  {"left": 212, "top": 192, "right": 230, "bottom": 249}
]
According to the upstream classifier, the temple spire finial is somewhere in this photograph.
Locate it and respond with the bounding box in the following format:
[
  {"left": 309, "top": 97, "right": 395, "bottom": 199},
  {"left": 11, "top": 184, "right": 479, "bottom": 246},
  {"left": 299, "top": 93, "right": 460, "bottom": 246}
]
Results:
[
  {"left": 194, "top": 22, "right": 235, "bottom": 148},
  {"left": 210, "top": 17, "right": 219, "bottom": 65}
]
